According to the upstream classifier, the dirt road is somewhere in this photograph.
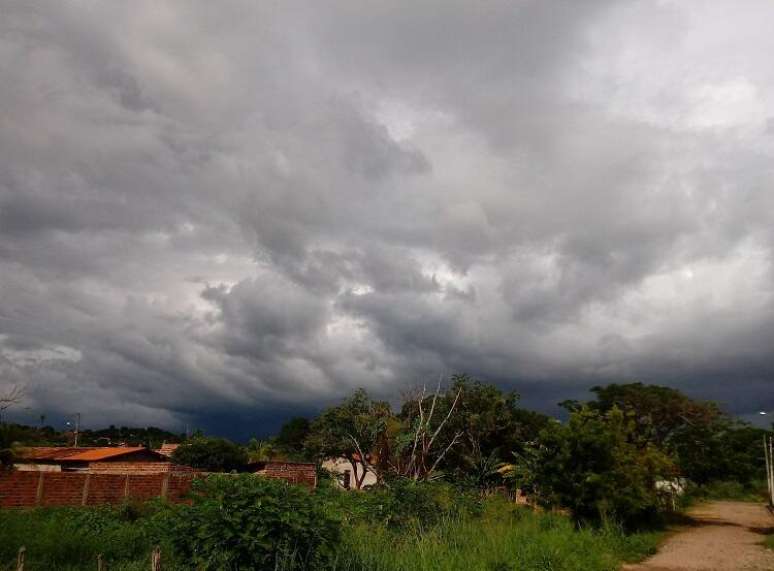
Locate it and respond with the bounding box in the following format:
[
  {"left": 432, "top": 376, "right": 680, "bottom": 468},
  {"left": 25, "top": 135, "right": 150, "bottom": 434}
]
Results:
[{"left": 624, "top": 501, "right": 774, "bottom": 571}]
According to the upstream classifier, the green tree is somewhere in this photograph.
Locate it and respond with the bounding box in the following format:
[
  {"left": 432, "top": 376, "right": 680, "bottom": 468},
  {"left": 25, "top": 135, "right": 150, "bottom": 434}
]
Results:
[
  {"left": 585, "top": 383, "right": 723, "bottom": 449},
  {"left": 397, "top": 374, "right": 550, "bottom": 486},
  {"left": 304, "top": 389, "right": 392, "bottom": 489},
  {"left": 275, "top": 417, "right": 311, "bottom": 455},
  {"left": 171, "top": 436, "right": 248, "bottom": 472},
  {"left": 513, "top": 406, "right": 675, "bottom": 525},
  {"left": 246, "top": 438, "right": 277, "bottom": 463},
  {"left": 0, "top": 424, "right": 24, "bottom": 469},
  {"left": 576, "top": 382, "right": 764, "bottom": 485}
]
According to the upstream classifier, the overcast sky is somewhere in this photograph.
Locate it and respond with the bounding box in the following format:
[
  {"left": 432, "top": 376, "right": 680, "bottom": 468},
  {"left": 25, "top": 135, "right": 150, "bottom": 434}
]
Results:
[{"left": 1, "top": 1, "right": 773, "bottom": 438}]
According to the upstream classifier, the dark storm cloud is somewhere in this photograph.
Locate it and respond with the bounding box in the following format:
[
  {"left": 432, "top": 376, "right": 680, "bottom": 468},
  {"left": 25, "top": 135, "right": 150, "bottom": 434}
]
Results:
[{"left": 1, "top": 0, "right": 773, "bottom": 436}]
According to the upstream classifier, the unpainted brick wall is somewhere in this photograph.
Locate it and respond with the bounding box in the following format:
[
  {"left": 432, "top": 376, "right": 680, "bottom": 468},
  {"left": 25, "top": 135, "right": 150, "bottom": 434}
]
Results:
[
  {"left": 260, "top": 463, "right": 317, "bottom": 489},
  {"left": 0, "top": 467, "right": 315, "bottom": 508},
  {"left": 89, "top": 462, "right": 194, "bottom": 474},
  {"left": 0, "top": 471, "right": 195, "bottom": 508}
]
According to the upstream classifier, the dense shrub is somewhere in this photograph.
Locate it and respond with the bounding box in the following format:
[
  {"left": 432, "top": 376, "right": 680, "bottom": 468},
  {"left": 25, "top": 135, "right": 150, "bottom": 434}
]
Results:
[
  {"left": 170, "top": 474, "right": 340, "bottom": 570},
  {"left": 171, "top": 436, "right": 248, "bottom": 472},
  {"left": 513, "top": 407, "right": 675, "bottom": 526},
  {"left": 319, "top": 480, "right": 482, "bottom": 529}
]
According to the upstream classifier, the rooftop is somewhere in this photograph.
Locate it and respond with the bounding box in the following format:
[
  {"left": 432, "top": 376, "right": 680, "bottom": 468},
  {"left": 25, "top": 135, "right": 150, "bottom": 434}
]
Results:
[{"left": 16, "top": 446, "right": 161, "bottom": 462}]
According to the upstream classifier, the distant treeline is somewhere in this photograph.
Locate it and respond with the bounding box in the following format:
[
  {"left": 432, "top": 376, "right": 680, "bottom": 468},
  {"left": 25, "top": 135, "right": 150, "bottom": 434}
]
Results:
[
  {"left": 3, "top": 377, "right": 770, "bottom": 524},
  {"left": 1, "top": 423, "right": 182, "bottom": 449}
]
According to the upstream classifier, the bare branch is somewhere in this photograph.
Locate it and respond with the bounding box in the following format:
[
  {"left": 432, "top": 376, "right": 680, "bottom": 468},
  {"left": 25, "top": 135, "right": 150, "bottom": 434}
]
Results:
[
  {"left": 427, "top": 386, "right": 463, "bottom": 452},
  {"left": 406, "top": 385, "right": 427, "bottom": 474},
  {"left": 429, "top": 430, "right": 463, "bottom": 476},
  {"left": 426, "top": 374, "right": 443, "bottom": 428},
  {"left": 0, "top": 384, "right": 25, "bottom": 410}
]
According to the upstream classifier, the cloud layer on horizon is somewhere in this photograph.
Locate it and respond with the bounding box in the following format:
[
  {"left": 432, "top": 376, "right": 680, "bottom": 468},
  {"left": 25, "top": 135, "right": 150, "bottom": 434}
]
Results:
[{"left": 1, "top": 0, "right": 773, "bottom": 435}]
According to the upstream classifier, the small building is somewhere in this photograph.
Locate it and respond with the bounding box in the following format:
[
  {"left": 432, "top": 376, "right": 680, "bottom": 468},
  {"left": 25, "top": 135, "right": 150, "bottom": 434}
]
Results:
[
  {"left": 252, "top": 461, "right": 317, "bottom": 489},
  {"left": 322, "top": 457, "right": 377, "bottom": 489},
  {"left": 155, "top": 443, "right": 180, "bottom": 458},
  {"left": 14, "top": 446, "right": 168, "bottom": 472}
]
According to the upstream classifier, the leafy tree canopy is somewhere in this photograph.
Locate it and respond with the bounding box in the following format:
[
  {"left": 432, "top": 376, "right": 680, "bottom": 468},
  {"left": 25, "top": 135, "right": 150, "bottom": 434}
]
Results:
[
  {"left": 512, "top": 406, "right": 675, "bottom": 525},
  {"left": 171, "top": 436, "right": 247, "bottom": 472},
  {"left": 275, "top": 417, "right": 311, "bottom": 454},
  {"left": 305, "top": 388, "right": 392, "bottom": 488}
]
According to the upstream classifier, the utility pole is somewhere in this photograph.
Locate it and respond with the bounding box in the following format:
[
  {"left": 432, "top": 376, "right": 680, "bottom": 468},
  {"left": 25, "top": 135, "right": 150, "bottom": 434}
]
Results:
[{"left": 74, "top": 412, "right": 81, "bottom": 447}]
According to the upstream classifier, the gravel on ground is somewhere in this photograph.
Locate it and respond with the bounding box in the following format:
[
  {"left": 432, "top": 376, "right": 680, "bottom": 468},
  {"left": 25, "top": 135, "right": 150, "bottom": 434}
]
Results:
[{"left": 624, "top": 501, "right": 774, "bottom": 571}]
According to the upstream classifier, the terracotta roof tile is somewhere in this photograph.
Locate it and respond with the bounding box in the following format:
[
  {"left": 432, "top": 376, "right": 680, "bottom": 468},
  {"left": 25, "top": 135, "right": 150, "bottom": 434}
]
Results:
[
  {"left": 16, "top": 447, "right": 90, "bottom": 461},
  {"left": 16, "top": 446, "right": 159, "bottom": 462},
  {"left": 62, "top": 447, "right": 148, "bottom": 461}
]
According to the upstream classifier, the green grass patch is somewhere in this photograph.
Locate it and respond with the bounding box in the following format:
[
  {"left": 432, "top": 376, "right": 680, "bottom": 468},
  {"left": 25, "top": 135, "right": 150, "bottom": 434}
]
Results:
[
  {"left": 0, "top": 492, "right": 662, "bottom": 571},
  {"left": 681, "top": 480, "right": 769, "bottom": 506},
  {"left": 329, "top": 497, "right": 661, "bottom": 571}
]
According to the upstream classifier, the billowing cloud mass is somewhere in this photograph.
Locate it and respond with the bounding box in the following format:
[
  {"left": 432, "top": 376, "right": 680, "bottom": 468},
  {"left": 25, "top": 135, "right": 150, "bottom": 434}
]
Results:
[{"left": 1, "top": 1, "right": 773, "bottom": 437}]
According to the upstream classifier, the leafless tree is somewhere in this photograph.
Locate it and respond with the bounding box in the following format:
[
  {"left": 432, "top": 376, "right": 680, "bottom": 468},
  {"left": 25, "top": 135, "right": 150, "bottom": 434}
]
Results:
[
  {"left": 0, "top": 384, "right": 25, "bottom": 424},
  {"left": 396, "top": 378, "right": 463, "bottom": 481}
]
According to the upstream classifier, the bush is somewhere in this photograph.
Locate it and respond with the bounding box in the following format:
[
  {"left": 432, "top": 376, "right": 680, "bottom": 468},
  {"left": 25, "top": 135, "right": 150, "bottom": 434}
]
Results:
[
  {"left": 514, "top": 407, "right": 675, "bottom": 527},
  {"left": 320, "top": 480, "right": 482, "bottom": 529},
  {"left": 170, "top": 474, "right": 340, "bottom": 570},
  {"left": 171, "top": 436, "right": 248, "bottom": 472}
]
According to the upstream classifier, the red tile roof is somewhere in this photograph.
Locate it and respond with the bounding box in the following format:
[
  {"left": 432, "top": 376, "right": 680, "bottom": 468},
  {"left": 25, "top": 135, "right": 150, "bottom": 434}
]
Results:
[
  {"left": 63, "top": 447, "right": 148, "bottom": 461},
  {"left": 16, "top": 446, "right": 159, "bottom": 462},
  {"left": 16, "top": 447, "right": 91, "bottom": 461}
]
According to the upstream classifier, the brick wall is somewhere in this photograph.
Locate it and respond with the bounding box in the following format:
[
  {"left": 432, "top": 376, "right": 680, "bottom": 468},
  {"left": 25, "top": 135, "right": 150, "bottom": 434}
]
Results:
[
  {"left": 89, "top": 462, "right": 194, "bottom": 474},
  {"left": 0, "top": 471, "right": 195, "bottom": 508},
  {"left": 259, "top": 462, "right": 317, "bottom": 489},
  {"left": 0, "top": 471, "right": 39, "bottom": 508},
  {"left": 0, "top": 465, "right": 316, "bottom": 508}
]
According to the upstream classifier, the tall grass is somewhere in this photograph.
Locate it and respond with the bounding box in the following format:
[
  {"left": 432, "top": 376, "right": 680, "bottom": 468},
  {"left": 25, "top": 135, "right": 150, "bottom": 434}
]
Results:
[
  {"left": 0, "top": 503, "right": 186, "bottom": 571},
  {"left": 329, "top": 498, "right": 660, "bottom": 571},
  {"left": 0, "top": 496, "right": 661, "bottom": 571}
]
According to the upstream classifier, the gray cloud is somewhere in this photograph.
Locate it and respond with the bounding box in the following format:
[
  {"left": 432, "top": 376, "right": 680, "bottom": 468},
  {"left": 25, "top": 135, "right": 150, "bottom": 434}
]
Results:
[{"left": 1, "top": 0, "right": 773, "bottom": 436}]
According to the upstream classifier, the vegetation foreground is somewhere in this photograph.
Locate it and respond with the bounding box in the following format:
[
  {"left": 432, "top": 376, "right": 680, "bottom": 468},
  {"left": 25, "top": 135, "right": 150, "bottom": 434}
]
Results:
[
  {"left": 2, "top": 378, "right": 770, "bottom": 569},
  {"left": 0, "top": 476, "right": 661, "bottom": 571}
]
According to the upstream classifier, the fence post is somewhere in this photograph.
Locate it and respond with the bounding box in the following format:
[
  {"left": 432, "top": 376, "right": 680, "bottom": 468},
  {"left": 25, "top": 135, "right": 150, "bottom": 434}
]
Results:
[
  {"left": 97, "top": 553, "right": 105, "bottom": 571},
  {"left": 161, "top": 472, "right": 170, "bottom": 499},
  {"left": 82, "top": 473, "right": 91, "bottom": 506},
  {"left": 769, "top": 436, "right": 774, "bottom": 507},
  {"left": 151, "top": 546, "right": 161, "bottom": 571},
  {"left": 16, "top": 546, "right": 26, "bottom": 571},
  {"left": 35, "top": 472, "right": 44, "bottom": 506},
  {"left": 766, "top": 436, "right": 772, "bottom": 507}
]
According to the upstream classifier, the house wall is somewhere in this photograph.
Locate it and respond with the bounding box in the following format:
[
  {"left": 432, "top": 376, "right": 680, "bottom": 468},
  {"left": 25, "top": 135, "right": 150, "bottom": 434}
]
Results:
[
  {"left": 322, "top": 457, "right": 377, "bottom": 489},
  {"left": 13, "top": 463, "right": 62, "bottom": 472}
]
